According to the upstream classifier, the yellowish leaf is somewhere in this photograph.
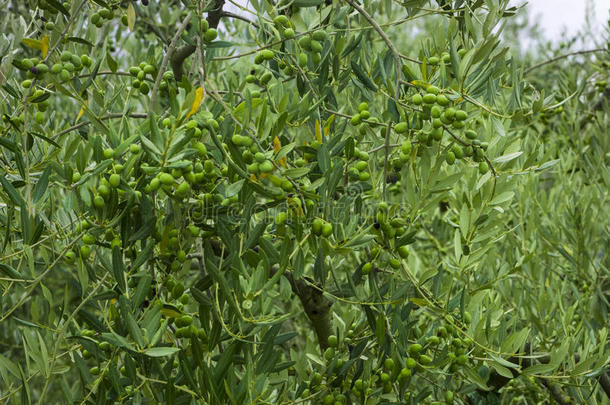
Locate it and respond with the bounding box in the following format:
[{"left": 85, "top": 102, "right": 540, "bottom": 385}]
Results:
[
  {"left": 185, "top": 86, "right": 204, "bottom": 119},
  {"left": 22, "top": 38, "right": 43, "bottom": 51},
  {"left": 127, "top": 3, "right": 136, "bottom": 31},
  {"left": 273, "top": 136, "right": 281, "bottom": 153},
  {"left": 41, "top": 36, "right": 49, "bottom": 58},
  {"left": 273, "top": 136, "right": 286, "bottom": 167},
  {"left": 314, "top": 119, "right": 322, "bottom": 142},
  {"left": 409, "top": 298, "right": 429, "bottom": 307},
  {"left": 324, "top": 114, "right": 335, "bottom": 136},
  {"left": 76, "top": 100, "right": 88, "bottom": 121},
  {"left": 288, "top": 198, "right": 304, "bottom": 217}
]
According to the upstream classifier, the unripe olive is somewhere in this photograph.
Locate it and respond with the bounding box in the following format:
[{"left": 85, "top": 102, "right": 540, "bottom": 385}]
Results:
[
  {"left": 328, "top": 335, "right": 338, "bottom": 347},
  {"left": 312, "top": 30, "right": 328, "bottom": 42},
  {"left": 428, "top": 56, "right": 439, "bottom": 65},
  {"left": 355, "top": 161, "right": 368, "bottom": 171},
  {"left": 399, "top": 367, "right": 411, "bottom": 380},
  {"left": 312, "top": 218, "right": 323, "bottom": 235},
  {"left": 394, "top": 122, "right": 408, "bottom": 133},
  {"left": 478, "top": 161, "right": 489, "bottom": 174},
  {"left": 64, "top": 251, "right": 76, "bottom": 264},
  {"left": 310, "top": 40, "right": 322, "bottom": 53},
  {"left": 446, "top": 151, "right": 456, "bottom": 165},
  {"left": 423, "top": 94, "right": 437, "bottom": 104},
  {"left": 261, "top": 49, "right": 275, "bottom": 60},
  {"left": 419, "top": 354, "right": 433, "bottom": 365},
  {"left": 397, "top": 245, "right": 409, "bottom": 259},
  {"left": 34, "top": 111, "right": 44, "bottom": 124},
  {"left": 298, "top": 52, "right": 308, "bottom": 67},
  {"left": 321, "top": 223, "right": 333, "bottom": 237},
  {"left": 283, "top": 28, "right": 295, "bottom": 38},
  {"left": 408, "top": 344, "right": 422, "bottom": 356},
  {"left": 204, "top": 28, "right": 218, "bottom": 42},
  {"left": 362, "top": 262, "right": 373, "bottom": 275},
  {"left": 109, "top": 174, "right": 120, "bottom": 188},
  {"left": 431, "top": 106, "right": 441, "bottom": 118},
  {"left": 260, "top": 72, "right": 273, "bottom": 84},
  {"left": 426, "top": 85, "right": 440, "bottom": 95},
  {"left": 259, "top": 160, "right": 274, "bottom": 173},
  {"left": 51, "top": 63, "right": 63, "bottom": 74},
  {"left": 436, "top": 94, "right": 450, "bottom": 106},
  {"left": 298, "top": 36, "right": 311, "bottom": 50},
  {"left": 455, "top": 110, "right": 468, "bottom": 121},
  {"left": 80, "top": 245, "right": 91, "bottom": 258}
]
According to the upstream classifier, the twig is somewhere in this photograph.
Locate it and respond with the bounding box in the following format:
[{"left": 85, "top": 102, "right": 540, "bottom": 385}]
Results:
[
  {"left": 221, "top": 11, "right": 259, "bottom": 28},
  {"left": 382, "top": 122, "right": 392, "bottom": 200},
  {"left": 52, "top": 113, "right": 148, "bottom": 140},
  {"left": 344, "top": 0, "right": 402, "bottom": 101},
  {"left": 524, "top": 48, "right": 607, "bottom": 75},
  {"left": 149, "top": 14, "right": 193, "bottom": 114}
]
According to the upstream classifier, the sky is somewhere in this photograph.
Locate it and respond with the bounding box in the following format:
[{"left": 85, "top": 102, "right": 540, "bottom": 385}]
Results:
[
  {"left": 513, "top": 0, "right": 609, "bottom": 42},
  {"left": 224, "top": 0, "right": 610, "bottom": 45}
]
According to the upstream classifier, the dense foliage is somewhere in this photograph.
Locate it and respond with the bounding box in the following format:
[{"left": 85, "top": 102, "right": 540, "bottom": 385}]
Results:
[{"left": 0, "top": 0, "right": 608, "bottom": 404}]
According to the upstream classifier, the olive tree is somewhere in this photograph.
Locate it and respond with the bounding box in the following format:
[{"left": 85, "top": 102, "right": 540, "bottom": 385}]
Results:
[{"left": 0, "top": 0, "right": 608, "bottom": 404}]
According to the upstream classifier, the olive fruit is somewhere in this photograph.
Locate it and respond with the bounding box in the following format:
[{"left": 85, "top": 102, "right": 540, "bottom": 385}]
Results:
[
  {"left": 261, "top": 49, "right": 274, "bottom": 60},
  {"left": 423, "top": 94, "right": 437, "bottom": 104},
  {"left": 283, "top": 28, "right": 295, "bottom": 39},
  {"left": 259, "top": 160, "right": 274, "bottom": 173},
  {"left": 109, "top": 174, "right": 121, "bottom": 188},
  {"left": 408, "top": 343, "right": 422, "bottom": 356},
  {"left": 455, "top": 110, "right": 468, "bottom": 120},
  {"left": 321, "top": 222, "right": 333, "bottom": 237},
  {"left": 312, "top": 218, "right": 324, "bottom": 235},
  {"left": 204, "top": 28, "right": 218, "bottom": 42},
  {"left": 362, "top": 262, "right": 373, "bottom": 275},
  {"left": 436, "top": 94, "right": 450, "bottom": 106},
  {"left": 478, "top": 161, "right": 489, "bottom": 174},
  {"left": 327, "top": 335, "right": 338, "bottom": 347},
  {"left": 397, "top": 245, "right": 409, "bottom": 258},
  {"left": 64, "top": 251, "right": 76, "bottom": 264},
  {"left": 394, "top": 122, "right": 408, "bottom": 133},
  {"left": 426, "top": 85, "right": 440, "bottom": 95}
]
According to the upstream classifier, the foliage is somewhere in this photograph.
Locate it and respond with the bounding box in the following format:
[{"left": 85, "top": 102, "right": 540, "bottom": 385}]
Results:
[{"left": 0, "top": 0, "right": 608, "bottom": 404}]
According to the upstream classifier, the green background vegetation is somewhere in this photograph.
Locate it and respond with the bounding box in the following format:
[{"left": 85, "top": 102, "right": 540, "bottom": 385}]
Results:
[{"left": 0, "top": 0, "right": 608, "bottom": 404}]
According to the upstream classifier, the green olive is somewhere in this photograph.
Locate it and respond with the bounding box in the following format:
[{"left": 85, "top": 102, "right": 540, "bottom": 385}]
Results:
[
  {"left": 423, "top": 94, "right": 437, "bottom": 104},
  {"left": 109, "top": 173, "right": 121, "bottom": 188},
  {"left": 394, "top": 122, "right": 408, "bottom": 133},
  {"left": 283, "top": 28, "right": 295, "bottom": 39},
  {"left": 362, "top": 262, "right": 373, "bottom": 275},
  {"left": 436, "top": 94, "right": 450, "bottom": 106},
  {"left": 455, "top": 110, "right": 468, "bottom": 120},
  {"left": 204, "top": 28, "right": 218, "bottom": 42},
  {"left": 312, "top": 218, "right": 323, "bottom": 235},
  {"left": 310, "top": 40, "right": 322, "bottom": 53},
  {"left": 259, "top": 160, "right": 274, "bottom": 173},
  {"left": 446, "top": 151, "right": 456, "bottom": 165},
  {"left": 261, "top": 49, "right": 275, "bottom": 60}
]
